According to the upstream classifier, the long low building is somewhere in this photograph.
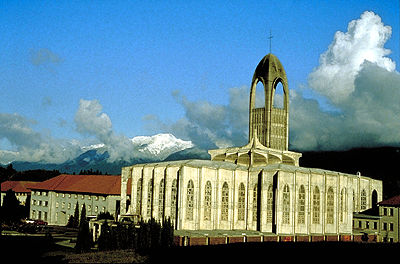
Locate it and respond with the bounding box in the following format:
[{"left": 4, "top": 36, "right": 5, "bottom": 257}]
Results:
[{"left": 29, "top": 174, "right": 130, "bottom": 225}]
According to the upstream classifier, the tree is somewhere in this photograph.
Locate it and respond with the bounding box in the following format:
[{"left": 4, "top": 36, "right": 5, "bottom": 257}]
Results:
[
  {"left": 1, "top": 190, "right": 24, "bottom": 225},
  {"left": 97, "top": 220, "right": 112, "bottom": 251},
  {"left": 75, "top": 204, "right": 93, "bottom": 252},
  {"left": 97, "top": 211, "right": 114, "bottom": 220},
  {"left": 73, "top": 201, "right": 79, "bottom": 228},
  {"left": 66, "top": 215, "right": 75, "bottom": 228},
  {"left": 161, "top": 217, "right": 174, "bottom": 248}
]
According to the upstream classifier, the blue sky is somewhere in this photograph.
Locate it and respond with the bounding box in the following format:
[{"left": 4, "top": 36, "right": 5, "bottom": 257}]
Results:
[{"left": 1, "top": 1, "right": 399, "bottom": 163}]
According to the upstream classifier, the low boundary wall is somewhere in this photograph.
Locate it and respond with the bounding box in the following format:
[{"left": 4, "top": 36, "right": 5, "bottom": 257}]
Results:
[{"left": 174, "top": 234, "right": 379, "bottom": 247}]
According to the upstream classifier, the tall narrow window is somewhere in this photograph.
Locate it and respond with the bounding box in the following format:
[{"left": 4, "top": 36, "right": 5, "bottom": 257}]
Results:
[
  {"left": 352, "top": 189, "right": 356, "bottom": 212},
  {"left": 170, "top": 179, "right": 177, "bottom": 222},
  {"left": 360, "top": 189, "right": 367, "bottom": 210},
  {"left": 221, "top": 182, "right": 229, "bottom": 221},
  {"left": 147, "top": 179, "right": 153, "bottom": 217},
  {"left": 312, "top": 186, "right": 320, "bottom": 224},
  {"left": 204, "top": 181, "right": 212, "bottom": 221},
  {"left": 340, "top": 188, "right": 347, "bottom": 223},
  {"left": 282, "top": 184, "right": 290, "bottom": 224},
  {"left": 238, "top": 183, "right": 246, "bottom": 221},
  {"left": 252, "top": 184, "right": 258, "bottom": 222},
  {"left": 186, "top": 180, "right": 194, "bottom": 221},
  {"left": 266, "top": 184, "right": 273, "bottom": 223},
  {"left": 327, "top": 187, "right": 334, "bottom": 224},
  {"left": 298, "top": 185, "right": 305, "bottom": 224},
  {"left": 158, "top": 179, "right": 165, "bottom": 219},
  {"left": 136, "top": 178, "right": 142, "bottom": 215}
]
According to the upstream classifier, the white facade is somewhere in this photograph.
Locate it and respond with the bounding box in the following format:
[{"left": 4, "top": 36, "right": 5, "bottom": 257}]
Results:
[{"left": 120, "top": 161, "right": 382, "bottom": 236}]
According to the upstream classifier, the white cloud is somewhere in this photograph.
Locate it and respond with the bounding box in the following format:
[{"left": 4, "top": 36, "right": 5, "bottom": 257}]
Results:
[
  {"left": 308, "top": 11, "right": 395, "bottom": 104},
  {"left": 74, "top": 99, "right": 135, "bottom": 162},
  {"left": 291, "top": 11, "right": 400, "bottom": 151}
]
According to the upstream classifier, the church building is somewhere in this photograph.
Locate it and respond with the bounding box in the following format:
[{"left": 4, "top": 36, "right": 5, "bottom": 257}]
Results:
[{"left": 120, "top": 53, "right": 382, "bottom": 237}]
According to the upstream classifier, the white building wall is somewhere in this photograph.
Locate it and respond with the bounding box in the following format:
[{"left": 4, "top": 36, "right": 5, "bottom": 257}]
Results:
[{"left": 121, "top": 162, "right": 383, "bottom": 236}]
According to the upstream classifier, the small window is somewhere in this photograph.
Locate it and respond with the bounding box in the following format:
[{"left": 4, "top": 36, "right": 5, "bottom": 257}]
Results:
[{"left": 360, "top": 189, "right": 367, "bottom": 210}]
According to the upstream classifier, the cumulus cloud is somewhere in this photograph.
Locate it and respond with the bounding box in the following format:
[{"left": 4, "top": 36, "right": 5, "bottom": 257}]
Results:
[
  {"left": 291, "top": 11, "right": 400, "bottom": 151},
  {"left": 308, "top": 11, "right": 395, "bottom": 104},
  {"left": 74, "top": 99, "right": 136, "bottom": 162},
  {"left": 75, "top": 99, "right": 113, "bottom": 139}
]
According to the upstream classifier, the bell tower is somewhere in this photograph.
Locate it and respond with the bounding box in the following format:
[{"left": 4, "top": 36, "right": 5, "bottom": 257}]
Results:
[
  {"left": 249, "top": 53, "right": 289, "bottom": 151},
  {"left": 208, "top": 52, "right": 301, "bottom": 167}
]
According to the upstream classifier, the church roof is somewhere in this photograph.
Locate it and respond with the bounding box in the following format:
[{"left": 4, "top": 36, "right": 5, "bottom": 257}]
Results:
[
  {"left": 130, "top": 159, "right": 248, "bottom": 171},
  {"left": 126, "top": 159, "right": 374, "bottom": 180}
]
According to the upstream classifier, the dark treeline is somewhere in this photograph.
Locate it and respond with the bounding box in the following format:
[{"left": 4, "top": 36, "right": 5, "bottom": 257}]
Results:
[
  {"left": 79, "top": 169, "right": 106, "bottom": 175},
  {"left": 0, "top": 164, "right": 61, "bottom": 183},
  {"left": 0, "top": 164, "right": 109, "bottom": 183},
  {"left": 96, "top": 218, "right": 174, "bottom": 254}
]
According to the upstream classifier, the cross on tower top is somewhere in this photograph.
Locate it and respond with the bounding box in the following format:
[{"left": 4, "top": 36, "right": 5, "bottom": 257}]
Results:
[{"left": 268, "top": 30, "right": 273, "bottom": 53}]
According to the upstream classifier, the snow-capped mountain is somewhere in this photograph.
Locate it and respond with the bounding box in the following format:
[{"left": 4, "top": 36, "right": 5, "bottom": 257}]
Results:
[
  {"left": 81, "top": 133, "right": 194, "bottom": 161},
  {"left": 131, "top": 133, "right": 194, "bottom": 160},
  {"left": 2, "top": 133, "right": 199, "bottom": 174}
]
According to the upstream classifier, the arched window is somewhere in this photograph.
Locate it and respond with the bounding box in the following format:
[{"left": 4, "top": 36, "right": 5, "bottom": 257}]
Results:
[
  {"left": 360, "top": 189, "right": 367, "bottom": 210},
  {"left": 204, "top": 181, "right": 212, "bottom": 221},
  {"left": 186, "top": 180, "right": 194, "bottom": 221},
  {"left": 312, "top": 186, "right": 320, "bottom": 224},
  {"left": 238, "top": 183, "right": 246, "bottom": 221},
  {"left": 147, "top": 179, "right": 153, "bottom": 217},
  {"left": 282, "top": 184, "right": 290, "bottom": 224},
  {"left": 170, "top": 179, "right": 177, "bottom": 222},
  {"left": 158, "top": 179, "right": 164, "bottom": 219},
  {"left": 221, "top": 182, "right": 229, "bottom": 221},
  {"left": 136, "top": 178, "right": 142, "bottom": 215},
  {"left": 273, "top": 81, "right": 285, "bottom": 109},
  {"left": 327, "top": 187, "right": 334, "bottom": 224},
  {"left": 371, "top": 190, "right": 378, "bottom": 208},
  {"left": 298, "top": 185, "right": 305, "bottom": 224},
  {"left": 340, "top": 188, "right": 347, "bottom": 223},
  {"left": 267, "top": 184, "right": 273, "bottom": 223}
]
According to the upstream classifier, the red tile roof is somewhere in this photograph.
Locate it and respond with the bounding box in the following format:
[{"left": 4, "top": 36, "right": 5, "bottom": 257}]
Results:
[
  {"left": 1, "top": 181, "right": 39, "bottom": 193},
  {"left": 378, "top": 194, "right": 400, "bottom": 207},
  {"left": 29, "top": 174, "right": 131, "bottom": 196}
]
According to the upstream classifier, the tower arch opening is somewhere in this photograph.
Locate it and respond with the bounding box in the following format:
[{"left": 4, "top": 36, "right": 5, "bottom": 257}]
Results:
[
  {"left": 273, "top": 81, "right": 285, "bottom": 109},
  {"left": 255, "top": 81, "right": 266, "bottom": 108}
]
